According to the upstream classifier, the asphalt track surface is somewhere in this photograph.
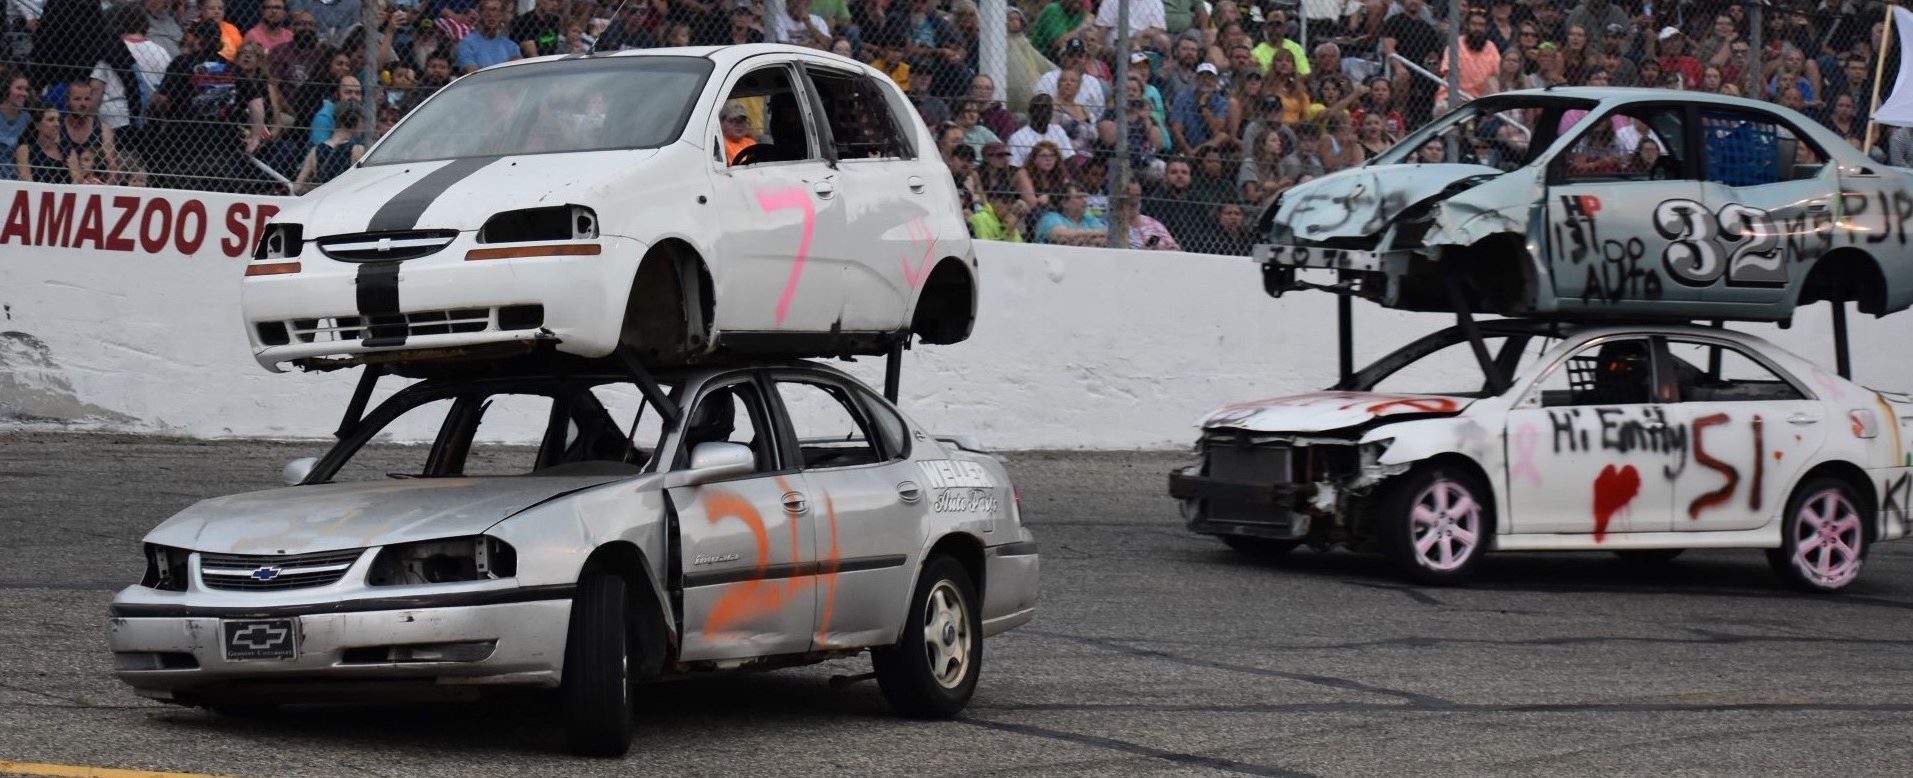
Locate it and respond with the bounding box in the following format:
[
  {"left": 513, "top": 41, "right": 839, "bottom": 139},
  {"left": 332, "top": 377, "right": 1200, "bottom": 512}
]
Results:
[{"left": 4, "top": 432, "right": 1913, "bottom": 777}]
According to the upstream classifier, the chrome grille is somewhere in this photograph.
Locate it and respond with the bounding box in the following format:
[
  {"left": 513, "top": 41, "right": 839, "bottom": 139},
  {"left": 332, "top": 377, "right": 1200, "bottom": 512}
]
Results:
[
  {"left": 316, "top": 230, "right": 458, "bottom": 262},
  {"left": 199, "top": 548, "right": 365, "bottom": 591}
]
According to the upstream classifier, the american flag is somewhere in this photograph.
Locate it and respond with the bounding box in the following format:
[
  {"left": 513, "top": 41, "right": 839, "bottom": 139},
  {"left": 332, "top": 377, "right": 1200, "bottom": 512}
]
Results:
[{"left": 433, "top": 17, "right": 474, "bottom": 42}]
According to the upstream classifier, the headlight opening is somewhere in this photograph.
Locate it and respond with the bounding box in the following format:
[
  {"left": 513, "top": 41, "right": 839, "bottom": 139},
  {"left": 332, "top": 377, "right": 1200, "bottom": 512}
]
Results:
[{"left": 367, "top": 536, "right": 517, "bottom": 586}]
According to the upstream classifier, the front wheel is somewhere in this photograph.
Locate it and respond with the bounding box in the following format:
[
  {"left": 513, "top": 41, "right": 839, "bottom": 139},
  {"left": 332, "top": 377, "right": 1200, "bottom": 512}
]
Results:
[
  {"left": 1767, "top": 478, "right": 1869, "bottom": 593},
  {"left": 1376, "top": 465, "right": 1491, "bottom": 586},
  {"left": 872, "top": 555, "right": 981, "bottom": 718},
  {"left": 560, "top": 573, "right": 634, "bottom": 757}
]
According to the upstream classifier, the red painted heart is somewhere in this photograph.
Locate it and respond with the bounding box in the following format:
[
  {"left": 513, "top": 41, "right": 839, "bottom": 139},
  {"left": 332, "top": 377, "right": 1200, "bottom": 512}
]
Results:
[{"left": 1592, "top": 463, "right": 1642, "bottom": 543}]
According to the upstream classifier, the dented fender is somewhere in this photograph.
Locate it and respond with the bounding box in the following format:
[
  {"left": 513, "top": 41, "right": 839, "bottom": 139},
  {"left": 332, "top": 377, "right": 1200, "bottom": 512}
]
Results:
[{"left": 1423, "top": 170, "right": 1546, "bottom": 248}]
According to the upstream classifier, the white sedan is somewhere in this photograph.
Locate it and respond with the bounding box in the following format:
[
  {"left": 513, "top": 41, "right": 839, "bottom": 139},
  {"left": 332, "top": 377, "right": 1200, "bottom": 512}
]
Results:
[
  {"left": 1171, "top": 320, "right": 1913, "bottom": 591},
  {"left": 241, "top": 44, "right": 976, "bottom": 372}
]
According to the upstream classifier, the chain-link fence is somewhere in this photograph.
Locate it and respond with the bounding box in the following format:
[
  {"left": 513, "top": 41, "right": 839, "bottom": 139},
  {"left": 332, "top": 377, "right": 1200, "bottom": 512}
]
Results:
[{"left": 0, "top": 0, "right": 1901, "bottom": 254}]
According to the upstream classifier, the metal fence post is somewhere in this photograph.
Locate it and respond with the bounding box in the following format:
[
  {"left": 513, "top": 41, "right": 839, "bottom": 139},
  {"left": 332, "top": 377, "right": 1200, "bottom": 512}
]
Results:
[
  {"left": 1444, "top": 0, "right": 1461, "bottom": 161},
  {"left": 980, "top": 0, "right": 1007, "bottom": 104},
  {"left": 1746, "top": 0, "right": 1763, "bottom": 99},
  {"left": 361, "top": 0, "right": 379, "bottom": 144},
  {"left": 1107, "top": 0, "right": 1131, "bottom": 249}
]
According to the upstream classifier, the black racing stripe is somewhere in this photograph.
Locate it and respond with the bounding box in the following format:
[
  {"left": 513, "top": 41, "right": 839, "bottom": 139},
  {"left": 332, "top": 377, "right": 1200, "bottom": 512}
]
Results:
[
  {"left": 991, "top": 541, "right": 1039, "bottom": 557},
  {"left": 355, "top": 261, "right": 406, "bottom": 346},
  {"left": 682, "top": 554, "right": 907, "bottom": 588},
  {"left": 365, "top": 156, "right": 496, "bottom": 233},
  {"left": 107, "top": 584, "right": 576, "bottom": 619}
]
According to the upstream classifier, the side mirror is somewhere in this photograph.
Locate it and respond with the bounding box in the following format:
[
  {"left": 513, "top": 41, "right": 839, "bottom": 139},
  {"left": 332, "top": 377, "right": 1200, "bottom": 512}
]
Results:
[
  {"left": 283, "top": 456, "right": 318, "bottom": 486},
  {"left": 666, "top": 442, "right": 755, "bottom": 488}
]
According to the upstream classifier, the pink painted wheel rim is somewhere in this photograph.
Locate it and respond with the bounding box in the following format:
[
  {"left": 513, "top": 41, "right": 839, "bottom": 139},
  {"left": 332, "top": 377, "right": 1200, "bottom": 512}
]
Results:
[
  {"left": 1792, "top": 488, "right": 1864, "bottom": 589},
  {"left": 1410, "top": 478, "right": 1482, "bottom": 572}
]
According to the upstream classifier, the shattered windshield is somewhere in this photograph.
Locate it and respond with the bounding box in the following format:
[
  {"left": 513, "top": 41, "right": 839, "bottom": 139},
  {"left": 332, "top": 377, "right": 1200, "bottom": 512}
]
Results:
[
  {"left": 1373, "top": 95, "right": 1601, "bottom": 171},
  {"left": 365, "top": 56, "right": 713, "bottom": 165}
]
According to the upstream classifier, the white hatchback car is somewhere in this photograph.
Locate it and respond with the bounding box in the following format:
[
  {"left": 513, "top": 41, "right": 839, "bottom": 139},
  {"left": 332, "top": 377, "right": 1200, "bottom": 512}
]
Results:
[
  {"left": 1172, "top": 320, "right": 1913, "bottom": 591},
  {"left": 241, "top": 45, "right": 977, "bottom": 372}
]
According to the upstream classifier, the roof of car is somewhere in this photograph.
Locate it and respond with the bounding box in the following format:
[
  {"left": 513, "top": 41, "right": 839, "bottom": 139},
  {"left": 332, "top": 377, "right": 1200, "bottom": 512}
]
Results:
[
  {"left": 1496, "top": 86, "right": 1772, "bottom": 109},
  {"left": 1469, "top": 318, "right": 1778, "bottom": 345},
  {"left": 484, "top": 43, "right": 876, "bottom": 77}
]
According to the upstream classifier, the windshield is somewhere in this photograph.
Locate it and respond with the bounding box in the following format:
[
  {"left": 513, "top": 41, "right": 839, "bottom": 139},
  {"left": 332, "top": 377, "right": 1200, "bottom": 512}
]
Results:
[
  {"left": 1373, "top": 94, "right": 1600, "bottom": 170},
  {"left": 364, "top": 56, "right": 714, "bottom": 165},
  {"left": 1343, "top": 328, "right": 1559, "bottom": 398}
]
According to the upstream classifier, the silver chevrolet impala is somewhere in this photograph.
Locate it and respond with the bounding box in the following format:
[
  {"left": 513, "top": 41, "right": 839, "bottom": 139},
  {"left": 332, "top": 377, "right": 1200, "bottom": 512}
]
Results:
[{"left": 105, "top": 358, "right": 1038, "bottom": 756}]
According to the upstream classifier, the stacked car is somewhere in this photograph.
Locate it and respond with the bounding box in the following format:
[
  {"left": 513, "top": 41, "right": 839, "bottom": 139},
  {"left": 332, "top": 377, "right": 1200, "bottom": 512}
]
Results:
[
  {"left": 1174, "top": 88, "right": 1913, "bottom": 592},
  {"left": 107, "top": 44, "right": 1038, "bottom": 757}
]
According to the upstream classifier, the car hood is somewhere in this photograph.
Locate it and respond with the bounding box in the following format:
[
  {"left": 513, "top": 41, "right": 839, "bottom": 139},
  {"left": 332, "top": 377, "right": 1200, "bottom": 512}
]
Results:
[
  {"left": 290, "top": 149, "right": 660, "bottom": 238},
  {"left": 1199, "top": 391, "right": 1472, "bottom": 433},
  {"left": 145, "top": 476, "right": 631, "bottom": 555},
  {"left": 1274, "top": 163, "right": 1503, "bottom": 241}
]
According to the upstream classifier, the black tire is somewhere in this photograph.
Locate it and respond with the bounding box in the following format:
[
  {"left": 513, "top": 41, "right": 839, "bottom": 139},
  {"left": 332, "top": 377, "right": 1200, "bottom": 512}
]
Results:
[
  {"left": 1375, "top": 464, "right": 1492, "bottom": 586},
  {"left": 872, "top": 555, "right": 981, "bottom": 718},
  {"left": 1613, "top": 549, "right": 1685, "bottom": 564},
  {"left": 1222, "top": 536, "right": 1302, "bottom": 558},
  {"left": 560, "top": 573, "right": 634, "bottom": 757},
  {"left": 1767, "top": 477, "right": 1870, "bottom": 593}
]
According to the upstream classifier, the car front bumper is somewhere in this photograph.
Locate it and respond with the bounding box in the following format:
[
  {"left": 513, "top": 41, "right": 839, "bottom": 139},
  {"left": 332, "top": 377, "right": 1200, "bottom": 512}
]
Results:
[
  {"left": 240, "top": 235, "right": 646, "bottom": 371},
  {"left": 107, "top": 586, "right": 574, "bottom": 703},
  {"left": 1169, "top": 468, "right": 1315, "bottom": 541}
]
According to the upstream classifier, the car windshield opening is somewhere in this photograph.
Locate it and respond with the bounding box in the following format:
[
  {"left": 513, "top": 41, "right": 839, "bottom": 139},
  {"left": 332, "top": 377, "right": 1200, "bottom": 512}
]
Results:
[
  {"left": 1345, "top": 329, "right": 1553, "bottom": 399},
  {"left": 1375, "top": 95, "right": 1600, "bottom": 170},
  {"left": 364, "top": 56, "right": 714, "bottom": 165}
]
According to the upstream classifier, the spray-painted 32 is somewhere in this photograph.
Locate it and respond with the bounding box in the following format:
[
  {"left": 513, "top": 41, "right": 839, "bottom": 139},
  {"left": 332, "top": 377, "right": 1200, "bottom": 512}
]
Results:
[
  {"left": 1255, "top": 88, "right": 1913, "bottom": 323},
  {"left": 1171, "top": 319, "right": 1913, "bottom": 591}
]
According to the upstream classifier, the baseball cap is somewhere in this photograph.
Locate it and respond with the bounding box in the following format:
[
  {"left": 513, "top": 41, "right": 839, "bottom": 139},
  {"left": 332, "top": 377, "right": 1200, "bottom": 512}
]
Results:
[
  {"left": 721, "top": 101, "right": 748, "bottom": 120},
  {"left": 982, "top": 141, "right": 1008, "bottom": 156},
  {"left": 1130, "top": 51, "right": 1150, "bottom": 64},
  {"left": 1604, "top": 22, "right": 1625, "bottom": 36},
  {"left": 1196, "top": 62, "right": 1218, "bottom": 76},
  {"left": 1658, "top": 25, "right": 1681, "bottom": 40},
  {"left": 1063, "top": 38, "right": 1086, "bottom": 54},
  {"left": 732, "top": 0, "right": 754, "bottom": 12}
]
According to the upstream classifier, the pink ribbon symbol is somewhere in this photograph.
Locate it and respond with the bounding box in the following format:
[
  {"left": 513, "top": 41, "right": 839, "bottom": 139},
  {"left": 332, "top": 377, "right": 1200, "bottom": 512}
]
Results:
[{"left": 1511, "top": 421, "right": 1542, "bottom": 487}]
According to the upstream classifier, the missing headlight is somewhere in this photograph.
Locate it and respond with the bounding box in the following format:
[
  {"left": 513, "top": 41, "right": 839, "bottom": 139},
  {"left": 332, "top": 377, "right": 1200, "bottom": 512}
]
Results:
[
  {"left": 478, "top": 205, "right": 598, "bottom": 243},
  {"left": 252, "top": 224, "right": 303, "bottom": 259},
  {"left": 366, "top": 536, "right": 517, "bottom": 586},
  {"left": 140, "top": 544, "right": 189, "bottom": 591}
]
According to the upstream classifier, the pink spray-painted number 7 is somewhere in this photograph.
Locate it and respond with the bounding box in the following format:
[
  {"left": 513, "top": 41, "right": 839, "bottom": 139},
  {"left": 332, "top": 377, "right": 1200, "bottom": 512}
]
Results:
[{"left": 755, "top": 187, "right": 817, "bottom": 327}]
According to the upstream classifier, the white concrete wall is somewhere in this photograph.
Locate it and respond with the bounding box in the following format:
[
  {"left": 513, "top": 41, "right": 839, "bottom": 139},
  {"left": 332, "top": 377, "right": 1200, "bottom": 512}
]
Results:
[{"left": 2, "top": 181, "right": 1910, "bottom": 449}]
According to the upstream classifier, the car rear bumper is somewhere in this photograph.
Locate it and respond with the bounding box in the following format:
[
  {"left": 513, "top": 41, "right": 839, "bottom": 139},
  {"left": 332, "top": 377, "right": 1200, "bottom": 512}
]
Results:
[
  {"left": 981, "top": 539, "right": 1039, "bottom": 637},
  {"left": 107, "top": 594, "right": 573, "bottom": 702},
  {"left": 241, "top": 235, "right": 645, "bottom": 371}
]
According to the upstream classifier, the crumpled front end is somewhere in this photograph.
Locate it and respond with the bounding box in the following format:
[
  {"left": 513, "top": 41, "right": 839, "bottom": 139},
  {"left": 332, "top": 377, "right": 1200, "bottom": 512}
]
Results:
[{"left": 1169, "top": 428, "right": 1404, "bottom": 544}]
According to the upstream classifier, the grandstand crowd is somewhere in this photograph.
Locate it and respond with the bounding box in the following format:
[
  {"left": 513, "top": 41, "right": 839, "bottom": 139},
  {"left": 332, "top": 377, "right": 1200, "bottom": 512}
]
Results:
[{"left": 0, "top": 0, "right": 1905, "bottom": 254}]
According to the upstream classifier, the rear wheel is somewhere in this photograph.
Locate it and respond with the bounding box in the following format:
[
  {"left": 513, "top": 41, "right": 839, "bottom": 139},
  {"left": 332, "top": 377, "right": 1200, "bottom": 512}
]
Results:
[
  {"left": 1376, "top": 465, "right": 1491, "bottom": 586},
  {"left": 1222, "top": 536, "right": 1301, "bottom": 558},
  {"left": 560, "top": 573, "right": 634, "bottom": 757},
  {"left": 1768, "top": 478, "right": 1869, "bottom": 593},
  {"left": 872, "top": 555, "right": 981, "bottom": 718}
]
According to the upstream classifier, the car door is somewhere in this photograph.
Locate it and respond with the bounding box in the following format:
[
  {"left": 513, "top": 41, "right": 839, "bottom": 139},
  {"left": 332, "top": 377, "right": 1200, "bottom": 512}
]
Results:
[
  {"left": 706, "top": 61, "right": 846, "bottom": 334},
  {"left": 1691, "top": 108, "right": 1837, "bottom": 308},
  {"left": 766, "top": 372, "right": 921, "bottom": 651},
  {"left": 1503, "top": 336, "right": 1680, "bottom": 537},
  {"left": 1660, "top": 336, "right": 1828, "bottom": 532},
  {"left": 667, "top": 375, "right": 819, "bottom": 661},
  {"left": 798, "top": 62, "right": 931, "bottom": 333},
  {"left": 1546, "top": 105, "right": 1706, "bottom": 311}
]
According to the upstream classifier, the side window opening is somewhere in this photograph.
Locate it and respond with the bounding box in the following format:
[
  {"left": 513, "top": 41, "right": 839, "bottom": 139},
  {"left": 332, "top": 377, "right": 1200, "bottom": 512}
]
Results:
[
  {"left": 679, "top": 380, "right": 777, "bottom": 473},
  {"left": 1663, "top": 340, "right": 1808, "bottom": 402},
  {"left": 805, "top": 67, "right": 911, "bottom": 161},
  {"left": 774, "top": 378, "right": 882, "bottom": 469},
  {"left": 1537, "top": 339, "right": 1657, "bottom": 407},
  {"left": 853, "top": 387, "right": 912, "bottom": 461},
  {"left": 722, "top": 65, "right": 815, "bottom": 166},
  {"left": 1701, "top": 110, "right": 1825, "bottom": 186},
  {"left": 1559, "top": 107, "right": 1685, "bottom": 182}
]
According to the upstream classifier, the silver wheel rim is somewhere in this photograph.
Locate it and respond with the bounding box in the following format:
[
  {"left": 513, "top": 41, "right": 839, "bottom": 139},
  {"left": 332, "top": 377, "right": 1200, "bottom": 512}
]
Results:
[
  {"left": 923, "top": 581, "right": 971, "bottom": 690},
  {"left": 1409, "top": 478, "right": 1482, "bottom": 572},
  {"left": 1792, "top": 488, "right": 1864, "bottom": 589}
]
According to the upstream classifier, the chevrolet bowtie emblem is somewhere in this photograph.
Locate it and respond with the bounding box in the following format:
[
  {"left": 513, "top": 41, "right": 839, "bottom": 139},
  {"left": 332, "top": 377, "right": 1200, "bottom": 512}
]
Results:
[{"left": 376, "top": 237, "right": 393, "bottom": 252}]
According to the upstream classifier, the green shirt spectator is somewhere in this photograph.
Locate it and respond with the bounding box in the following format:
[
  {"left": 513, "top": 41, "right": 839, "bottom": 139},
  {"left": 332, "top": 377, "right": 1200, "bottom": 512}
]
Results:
[
  {"left": 969, "top": 204, "right": 1023, "bottom": 242},
  {"left": 1029, "top": 0, "right": 1090, "bottom": 60}
]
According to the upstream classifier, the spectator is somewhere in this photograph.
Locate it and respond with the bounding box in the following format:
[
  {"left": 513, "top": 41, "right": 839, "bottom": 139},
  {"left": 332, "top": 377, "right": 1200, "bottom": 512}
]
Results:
[
  {"left": 1223, "top": 67, "right": 1262, "bottom": 137},
  {"left": 1034, "top": 38, "right": 1107, "bottom": 117},
  {"left": 1238, "top": 127, "right": 1290, "bottom": 204},
  {"left": 887, "top": 0, "right": 969, "bottom": 97},
  {"left": 15, "top": 106, "right": 70, "bottom": 183},
  {"left": 0, "top": 74, "right": 31, "bottom": 168},
  {"left": 1007, "top": 93, "right": 1075, "bottom": 167},
  {"left": 1208, "top": 201, "right": 1254, "bottom": 256},
  {"left": 966, "top": 74, "right": 1016, "bottom": 139},
  {"left": 457, "top": 0, "right": 518, "bottom": 73},
  {"left": 292, "top": 0, "right": 358, "bottom": 47},
  {"left": 1264, "top": 49, "right": 1309, "bottom": 125},
  {"left": 1559, "top": 24, "right": 1592, "bottom": 85},
  {"left": 198, "top": 0, "right": 244, "bottom": 60},
  {"left": 245, "top": 0, "right": 292, "bottom": 51},
  {"left": 1093, "top": 0, "right": 1166, "bottom": 54},
  {"left": 868, "top": 30, "right": 912, "bottom": 89},
  {"left": 1313, "top": 41, "right": 1379, "bottom": 88},
  {"left": 594, "top": 3, "right": 657, "bottom": 51},
  {"left": 267, "top": 10, "right": 328, "bottom": 124},
  {"left": 399, "top": 16, "right": 454, "bottom": 72},
  {"left": 950, "top": 0, "right": 982, "bottom": 76},
  {"left": 1445, "top": 9, "right": 1501, "bottom": 102},
  {"left": 152, "top": 20, "right": 243, "bottom": 190},
  {"left": 510, "top": 0, "right": 562, "bottom": 58},
  {"left": 59, "top": 80, "right": 118, "bottom": 183},
  {"left": 1656, "top": 27, "right": 1701, "bottom": 89},
  {"left": 1531, "top": 2, "right": 1566, "bottom": 44},
  {"left": 92, "top": 5, "right": 170, "bottom": 144},
  {"left": 1097, "top": 81, "right": 1163, "bottom": 178},
  {"left": 146, "top": 0, "right": 185, "bottom": 58},
  {"left": 1281, "top": 121, "right": 1327, "bottom": 181},
  {"left": 719, "top": 100, "right": 756, "bottom": 165},
  {"left": 1028, "top": 0, "right": 1092, "bottom": 61},
  {"left": 1564, "top": 0, "right": 1626, "bottom": 46},
  {"left": 1769, "top": 45, "right": 1818, "bottom": 109},
  {"left": 1415, "top": 136, "right": 1446, "bottom": 163},
  {"left": 293, "top": 96, "right": 360, "bottom": 192},
  {"left": 969, "top": 187, "right": 1028, "bottom": 242},
  {"left": 1380, "top": 0, "right": 1439, "bottom": 77},
  {"left": 230, "top": 41, "right": 278, "bottom": 156},
  {"left": 724, "top": 0, "right": 767, "bottom": 45},
  {"left": 33, "top": 0, "right": 112, "bottom": 87},
  {"left": 976, "top": 140, "right": 1032, "bottom": 207},
  {"left": 1159, "top": 30, "right": 1202, "bottom": 108},
  {"left": 1034, "top": 185, "right": 1106, "bottom": 245},
  {"left": 1486, "top": 0, "right": 1519, "bottom": 54},
  {"left": 953, "top": 99, "right": 1000, "bottom": 157},
  {"left": 1354, "top": 110, "right": 1390, "bottom": 157},
  {"left": 1599, "top": 30, "right": 1638, "bottom": 86},
  {"left": 1351, "top": 76, "right": 1403, "bottom": 138},
  {"left": 1189, "top": 140, "right": 1237, "bottom": 203},
  {"left": 1143, "top": 156, "right": 1204, "bottom": 242},
  {"left": 1118, "top": 180, "right": 1178, "bottom": 250},
  {"left": 1169, "top": 62, "right": 1226, "bottom": 152},
  {"left": 909, "top": 67, "right": 950, "bottom": 125},
  {"left": 1162, "top": 0, "right": 1205, "bottom": 37},
  {"left": 1072, "top": 153, "right": 1108, "bottom": 218},
  {"left": 1048, "top": 67, "right": 1097, "bottom": 141},
  {"left": 1019, "top": 138, "right": 1072, "bottom": 212},
  {"left": 1322, "top": 112, "right": 1365, "bottom": 171},
  {"left": 1696, "top": 13, "right": 1738, "bottom": 70},
  {"left": 1252, "top": 8, "right": 1310, "bottom": 76},
  {"left": 306, "top": 74, "right": 358, "bottom": 146}
]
